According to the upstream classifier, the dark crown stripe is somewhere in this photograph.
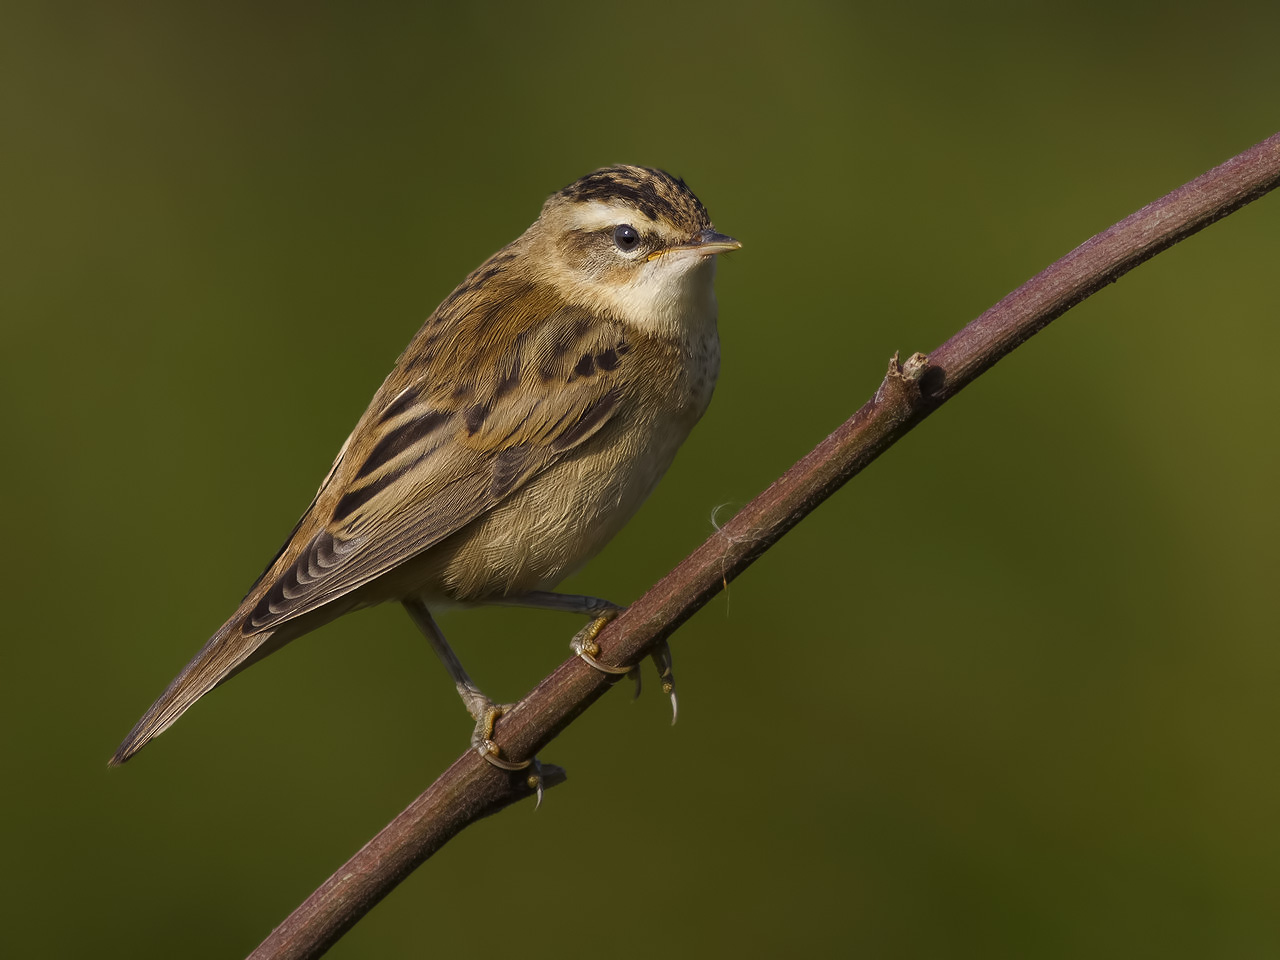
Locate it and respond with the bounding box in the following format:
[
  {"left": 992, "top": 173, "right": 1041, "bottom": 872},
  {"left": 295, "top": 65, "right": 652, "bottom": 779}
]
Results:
[{"left": 558, "top": 165, "right": 710, "bottom": 230}]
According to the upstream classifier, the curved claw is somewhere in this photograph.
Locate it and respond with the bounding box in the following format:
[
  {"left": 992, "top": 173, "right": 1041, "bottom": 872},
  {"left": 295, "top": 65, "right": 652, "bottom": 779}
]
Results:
[
  {"left": 473, "top": 704, "right": 532, "bottom": 773},
  {"left": 528, "top": 757, "right": 544, "bottom": 808},
  {"left": 650, "top": 641, "right": 678, "bottom": 724},
  {"left": 476, "top": 740, "right": 532, "bottom": 772},
  {"left": 570, "top": 613, "right": 633, "bottom": 675},
  {"left": 573, "top": 641, "right": 634, "bottom": 675},
  {"left": 570, "top": 617, "right": 679, "bottom": 725},
  {"left": 476, "top": 743, "right": 544, "bottom": 807}
]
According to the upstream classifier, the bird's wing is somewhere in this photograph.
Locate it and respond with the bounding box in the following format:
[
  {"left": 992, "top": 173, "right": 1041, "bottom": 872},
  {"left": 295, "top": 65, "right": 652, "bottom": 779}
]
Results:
[
  {"left": 109, "top": 299, "right": 643, "bottom": 765},
  {"left": 239, "top": 306, "right": 636, "bottom": 633}
]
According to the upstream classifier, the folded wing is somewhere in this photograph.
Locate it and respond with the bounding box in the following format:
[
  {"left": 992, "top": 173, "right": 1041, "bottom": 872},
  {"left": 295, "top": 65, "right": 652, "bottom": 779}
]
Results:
[{"left": 111, "top": 304, "right": 634, "bottom": 763}]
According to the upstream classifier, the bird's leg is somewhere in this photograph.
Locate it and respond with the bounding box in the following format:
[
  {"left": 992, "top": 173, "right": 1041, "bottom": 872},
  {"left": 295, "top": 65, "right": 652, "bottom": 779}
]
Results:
[
  {"left": 494, "top": 591, "right": 627, "bottom": 672},
  {"left": 496, "top": 591, "right": 678, "bottom": 721},
  {"left": 402, "top": 598, "right": 535, "bottom": 780}
]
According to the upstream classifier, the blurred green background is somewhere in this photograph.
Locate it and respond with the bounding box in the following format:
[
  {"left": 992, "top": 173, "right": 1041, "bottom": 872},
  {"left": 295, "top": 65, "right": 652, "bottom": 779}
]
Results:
[{"left": 4, "top": 2, "right": 1278, "bottom": 957}]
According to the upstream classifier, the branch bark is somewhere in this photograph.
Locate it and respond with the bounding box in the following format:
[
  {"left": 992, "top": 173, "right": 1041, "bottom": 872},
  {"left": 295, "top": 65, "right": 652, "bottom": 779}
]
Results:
[{"left": 248, "top": 130, "right": 1280, "bottom": 960}]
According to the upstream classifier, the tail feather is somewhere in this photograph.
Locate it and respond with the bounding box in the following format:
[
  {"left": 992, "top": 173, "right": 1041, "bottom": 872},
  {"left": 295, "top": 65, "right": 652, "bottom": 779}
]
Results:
[{"left": 109, "top": 617, "right": 276, "bottom": 765}]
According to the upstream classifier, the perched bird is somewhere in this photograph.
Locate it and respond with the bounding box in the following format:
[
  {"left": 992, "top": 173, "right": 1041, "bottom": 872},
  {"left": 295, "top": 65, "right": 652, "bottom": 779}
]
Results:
[{"left": 110, "top": 165, "right": 739, "bottom": 770}]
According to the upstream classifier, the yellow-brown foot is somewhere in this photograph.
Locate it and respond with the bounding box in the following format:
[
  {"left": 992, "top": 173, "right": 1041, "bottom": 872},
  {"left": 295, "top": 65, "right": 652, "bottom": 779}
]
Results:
[
  {"left": 473, "top": 706, "right": 545, "bottom": 804},
  {"left": 569, "top": 610, "right": 632, "bottom": 675},
  {"left": 472, "top": 703, "right": 535, "bottom": 770},
  {"left": 570, "top": 615, "right": 680, "bottom": 723}
]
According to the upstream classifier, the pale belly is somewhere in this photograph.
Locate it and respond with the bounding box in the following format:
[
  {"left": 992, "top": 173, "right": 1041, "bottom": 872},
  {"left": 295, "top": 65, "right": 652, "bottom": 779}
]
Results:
[
  {"left": 350, "top": 405, "right": 697, "bottom": 608},
  {"left": 431, "top": 413, "right": 693, "bottom": 601}
]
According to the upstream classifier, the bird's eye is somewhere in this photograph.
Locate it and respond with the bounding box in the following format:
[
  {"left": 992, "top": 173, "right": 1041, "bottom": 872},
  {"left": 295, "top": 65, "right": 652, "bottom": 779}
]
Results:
[{"left": 613, "top": 224, "right": 640, "bottom": 253}]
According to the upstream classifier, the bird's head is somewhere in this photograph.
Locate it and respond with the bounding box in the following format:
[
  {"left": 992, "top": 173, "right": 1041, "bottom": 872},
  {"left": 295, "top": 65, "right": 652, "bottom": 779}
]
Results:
[{"left": 526, "top": 165, "right": 740, "bottom": 338}]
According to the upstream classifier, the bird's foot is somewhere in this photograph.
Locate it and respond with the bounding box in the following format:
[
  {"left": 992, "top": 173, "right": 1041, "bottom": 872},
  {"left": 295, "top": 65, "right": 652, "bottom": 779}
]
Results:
[
  {"left": 470, "top": 702, "right": 544, "bottom": 805},
  {"left": 570, "top": 615, "right": 679, "bottom": 723},
  {"left": 570, "top": 609, "right": 631, "bottom": 675}
]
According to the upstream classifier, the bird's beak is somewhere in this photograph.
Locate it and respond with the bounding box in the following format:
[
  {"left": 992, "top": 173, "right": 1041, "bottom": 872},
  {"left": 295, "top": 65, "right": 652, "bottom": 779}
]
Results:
[{"left": 649, "top": 228, "right": 742, "bottom": 261}]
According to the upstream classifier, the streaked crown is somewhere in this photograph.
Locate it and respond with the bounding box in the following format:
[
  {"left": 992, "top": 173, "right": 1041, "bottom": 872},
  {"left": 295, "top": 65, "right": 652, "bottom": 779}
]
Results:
[{"left": 553, "top": 165, "right": 712, "bottom": 234}]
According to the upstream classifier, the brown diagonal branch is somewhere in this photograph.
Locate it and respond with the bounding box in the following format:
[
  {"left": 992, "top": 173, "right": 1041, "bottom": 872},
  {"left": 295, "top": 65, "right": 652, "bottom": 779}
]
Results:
[{"left": 249, "top": 130, "right": 1280, "bottom": 960}]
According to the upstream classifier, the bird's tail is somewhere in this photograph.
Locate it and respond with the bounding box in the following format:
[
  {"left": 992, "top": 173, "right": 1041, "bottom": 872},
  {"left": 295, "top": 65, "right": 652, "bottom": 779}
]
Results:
[{"left": 109, "top": 615, "right": 280, "bottom": 766}]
